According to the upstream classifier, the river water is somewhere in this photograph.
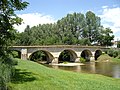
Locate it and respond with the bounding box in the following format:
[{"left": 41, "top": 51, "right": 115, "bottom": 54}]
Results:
[{"left": 45, "top": 62, "right": 120, "bottom": 78}]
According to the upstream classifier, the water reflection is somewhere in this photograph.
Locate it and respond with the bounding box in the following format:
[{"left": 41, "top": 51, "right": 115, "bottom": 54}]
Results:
[
  {"left": 45, "top": 62, "right": 120, "bottom": 78},
  {"left": 112, "top": 64, "right": 120, "bottom": 78}
]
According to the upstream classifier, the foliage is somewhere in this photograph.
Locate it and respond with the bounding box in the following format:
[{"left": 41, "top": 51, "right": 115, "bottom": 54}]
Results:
[
  {"left": 78, "top": 38, "right": 91, "bottom": 45},
  {"left": 98, "top": 27, "right": 114, "bottom": 46},
  {"left": 14, "top": 11, "right": 114, "bottom": 46},
  {"left": 117, "top": 41, "right": 120, "bottom": 48},
  {"left": 0, "top": 0, "right": 28, "bottom": 89},
  {"left": 118, "top": 55, "right": 120, "bottom": 59},
  {"left": 85, "top": 11, "right": 101, "bottom": 43},
  {"left": 107, "top": 49, "right": 114, "bottom": 57},
  {"left": 0, "top": 57, "right": 16, "bottom": 90},
  {"left": 59, "top": 50, "right": 71, "bottom": 62},
  {"left": 113, "top": 50, "right": 118, "bottom": 58},
  {"left": 80, "top": 57, "right": 86, "bottom": 63},
  {"left": 63, "top": 61, "right": 68, "bottom": 64},
  {"left": 11, "top": 50, "right": 21, "bottom": 58},
  {"left": 107, "top": 49, "right": 119, "bottom": 58},
  {"left": 29, "top": 51, "right": 46, "bottom": 62}
]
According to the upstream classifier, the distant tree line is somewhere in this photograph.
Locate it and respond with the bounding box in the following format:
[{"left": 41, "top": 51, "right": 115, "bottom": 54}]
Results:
[{"left": 14, "top": 11, "right": 114, "bottom": 46}]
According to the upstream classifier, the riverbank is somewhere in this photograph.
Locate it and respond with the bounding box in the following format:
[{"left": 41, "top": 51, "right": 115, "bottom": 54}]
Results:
[
  {"left": 97, "top": 54, "right": 120, "bottom": 62},
  {"left": 10, "top": 59, "right": 120, "bottom": 90}
]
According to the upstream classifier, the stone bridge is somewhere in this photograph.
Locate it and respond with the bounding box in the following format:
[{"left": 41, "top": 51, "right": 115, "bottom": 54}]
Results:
[{"left": 10, "top": 45, "right": 108, "bottom": 64}]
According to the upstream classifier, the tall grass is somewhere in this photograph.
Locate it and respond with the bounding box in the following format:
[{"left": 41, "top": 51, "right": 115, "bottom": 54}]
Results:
[{"left": 0, "top": 56, "right": 17, "bottom": 90}]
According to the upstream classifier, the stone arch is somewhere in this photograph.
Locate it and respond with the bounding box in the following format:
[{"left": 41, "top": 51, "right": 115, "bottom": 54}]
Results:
[
  {"left": 29, "top": 50, "right": 54, "bottom": 64},
  {"left": 95, "top": 50, "right": 102, "bottom": 60},
  {"left": 81, "top": 49, "right": 92, "bottom": 62},
  {"left": 10, "top": 50, "right": 21, "bottom": 58},
  {"left": 58, "top": 49, "right": 77, "bottom": 63}
]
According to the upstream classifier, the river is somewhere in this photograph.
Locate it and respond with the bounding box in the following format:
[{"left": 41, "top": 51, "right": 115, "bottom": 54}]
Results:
[{"left": 44, "top": 62, "right": 120, "bottom": 78}]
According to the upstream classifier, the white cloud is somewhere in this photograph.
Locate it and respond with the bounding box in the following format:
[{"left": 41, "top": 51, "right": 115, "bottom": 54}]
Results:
[
  {"left": 99, "top": 6, "right": 120, "bottom": 41},
  {"left": 14, "top": 13, "right": 56, "bottom": 32},
  {"left": 114, "top": 36, "right": 120, "bottom": 41},
  {"left": 99, "top": 6, "right": 120, "bottom": 33},
  {"left": 102, "top": 6, "right": 109, "bottom": 9}
]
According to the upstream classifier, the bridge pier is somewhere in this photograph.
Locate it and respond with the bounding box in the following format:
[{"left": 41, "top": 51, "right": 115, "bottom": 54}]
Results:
[
  {"left": 75, "top": 58, "right": 80, "bottom": 62},
  {"left": 52, "top": 57, "right": 58, "bottom": 64},
  {"left": 21, "top": 49, "right": 28, "bottom": 60},
  {"left": 90, "top": 52, "right": 95, "bottom": 61}
]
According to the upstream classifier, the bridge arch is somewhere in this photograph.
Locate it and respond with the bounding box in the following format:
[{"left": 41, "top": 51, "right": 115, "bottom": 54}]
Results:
[
  {"left": 58, "top": 49, "right": 77, "bottom": 63},
  {"left": 94, "top": 49, "right": 102, "bottom": 60},
  {"left": 81, "top": 49, "right": 92, "bottom": 62},
  {"left": 29, "top": 50, "right": 54, "bottom": 64},
  {"left": 10, "top": 50, "right": 21, "bottom": 58}
]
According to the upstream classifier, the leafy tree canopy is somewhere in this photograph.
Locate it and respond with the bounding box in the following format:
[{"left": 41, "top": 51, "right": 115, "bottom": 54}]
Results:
[
  {"left": 15, "top": 11, "right": 114, "bottom": 47},
  {"left": 0, "top": 0, "right": 29, "bottom": 57}
]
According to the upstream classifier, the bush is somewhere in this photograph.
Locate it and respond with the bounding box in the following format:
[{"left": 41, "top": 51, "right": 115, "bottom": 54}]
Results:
[
  {"left": 113, "top": 50, "right": 118, "bottom": 58},
  {"left": 104, "top": 50, "right": 108, "bottom": 54},
  {"left": 107, "top": 49, "right": 119, "bottom": 58},
  {"left": 107, "top": 49, "right": 114, "bottom": 57},
  {"left": 11, "top": 58, "right": 18, "bottom": 65},
  {"left": 0, "top": 62, "right": 12, "bottom": 90},
  {"left": 0, "top": 56, "right": 16, "bottom": 90},
  {"left": 80, "top": 57, "right": 86, "bottom": 63},
  {"left": 117, "top": 55, "right": 120, "bottom": 59},
  {"left": 63, "top": 62, "right": 68, "bottom": 64}
]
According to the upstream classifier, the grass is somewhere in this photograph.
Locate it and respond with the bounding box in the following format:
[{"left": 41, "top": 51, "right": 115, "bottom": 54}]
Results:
[
  {"left": 97, "top": 54, "right": 120, "bottom": 62},
  {"left": 10, "top": 59, "right": 120, "bottom": 90},
  {"left": 112, "top": 58, "right": 120, "bottom": 62}
]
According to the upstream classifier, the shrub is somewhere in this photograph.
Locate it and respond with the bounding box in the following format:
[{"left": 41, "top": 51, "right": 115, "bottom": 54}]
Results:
[
  {"left": 104, "top": 50, "right": 108, "bottom": 54},
  {"left": 113, "top": 50, "right": 118, "bottom": 58},
  {"left": 80, "top": 57, "right": 86, "bottom": 63},
  {"left": 117, "top": 54, "right": 120, "bottom": 59},
  {"left": 0, "top": 56, "right": 16, "bottom": 90},
  {"left": 12, "top": 59, "right": 18, "bottom": 65},
  {"left": 107, "top": 49, "right": 114, "bottom": 57},
  {"left": 0, "top": 62, "right": 12, "bottom": 90},
  {"left": 63, "top": 62, "right": 68, "bottom": 64}
]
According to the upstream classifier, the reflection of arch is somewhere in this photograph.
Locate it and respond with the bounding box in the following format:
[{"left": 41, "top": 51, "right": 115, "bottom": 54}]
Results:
[
  {"left": 58, "top": 49, "right": 77, "bottom": 63},
  {"left": 81, "top": 49, "right": 92, "bottom": 62},
  {"left": 95, "top": 50, "right": 102, "bottom": 60},
  {"left": 11, "top": 50, "right": 21, "bottom": 58},
  {"left": 29, "top": 50, "right": 54, "bottom": 64}
]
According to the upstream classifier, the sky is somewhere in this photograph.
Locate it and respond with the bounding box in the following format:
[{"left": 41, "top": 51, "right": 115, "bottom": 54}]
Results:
[{"left": 15, "top": 0, "right": 120, "bottom": 41}]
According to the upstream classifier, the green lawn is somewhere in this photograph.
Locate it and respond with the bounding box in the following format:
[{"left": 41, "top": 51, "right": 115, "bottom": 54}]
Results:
[{"left": 10, "top": 59, "right": 120, "bottom": 90}]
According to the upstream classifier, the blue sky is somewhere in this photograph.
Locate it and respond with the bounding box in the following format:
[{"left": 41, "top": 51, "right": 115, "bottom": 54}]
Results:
[{"left": 15, "top": 0, "right": 120, "bottom": 40}]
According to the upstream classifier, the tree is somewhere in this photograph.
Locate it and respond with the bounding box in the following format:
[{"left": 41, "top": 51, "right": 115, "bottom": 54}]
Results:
[
  {"left": 0, "top": 0, "right": 28, "bottom": 89},
  {"left": 98, "top": 27, "right": 114, "bottom": 46},
  {"left": 117, "top": 41, "right": 120, "bottom": 48},
  {"left": 56, "top": 12, "right": 86, "bottom": 44},
  {"left": 14, "top": 11, "right": 114, "bottom": 47},
  {"left": 0, "top": 0, "right": 28, "bottom": 57},
  {"left": 18, "top": 25, "right": 34, "bottom": 45},
  {"left": 85, "top": 11, "right": 101, "bottom": 43}
]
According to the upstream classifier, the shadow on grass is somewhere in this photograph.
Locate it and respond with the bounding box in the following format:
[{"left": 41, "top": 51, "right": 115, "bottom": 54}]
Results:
[{"left": 11, "top": 69, "right": 37, "bottom": 84}]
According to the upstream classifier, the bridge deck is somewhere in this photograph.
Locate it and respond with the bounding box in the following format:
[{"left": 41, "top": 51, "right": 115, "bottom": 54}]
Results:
[{"left": 11, "top": 45, "right": 106, "bottom": 48}]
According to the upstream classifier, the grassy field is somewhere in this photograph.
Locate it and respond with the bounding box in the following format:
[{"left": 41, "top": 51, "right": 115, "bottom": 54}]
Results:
[{"left": 10, "top": 59, "right": 120, "bottom": 90}]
